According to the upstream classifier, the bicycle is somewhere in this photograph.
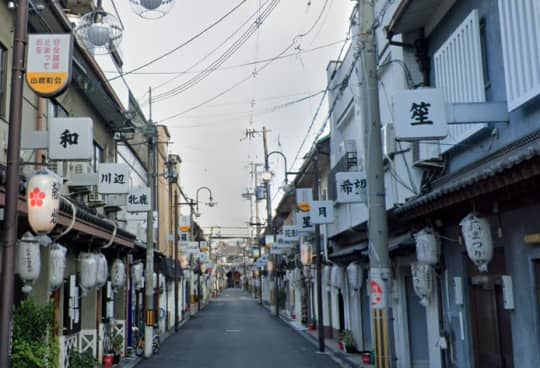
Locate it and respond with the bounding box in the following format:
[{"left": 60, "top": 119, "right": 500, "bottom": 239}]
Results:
[{"left": 133, "top": 326, "right": 160, "bottom": 357}]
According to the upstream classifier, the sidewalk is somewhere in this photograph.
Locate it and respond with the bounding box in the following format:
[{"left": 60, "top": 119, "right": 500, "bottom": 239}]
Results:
[{"left": 276, "top": 309, "right": 373, "bottom": 368}]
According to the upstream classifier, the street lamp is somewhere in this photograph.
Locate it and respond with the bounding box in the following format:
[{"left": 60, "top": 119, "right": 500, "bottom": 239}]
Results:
[
  {"left": 130, "top": 0, "right": 175, "bottom": 19},
  {"left": 195, "top": 186, "right": 217, "bottom": 215},
  {"left": 75, "top": 0, "right": 123, "bottom": 55}
]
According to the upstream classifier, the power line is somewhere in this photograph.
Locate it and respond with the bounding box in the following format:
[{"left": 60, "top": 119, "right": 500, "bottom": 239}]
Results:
[
  {"left": 151, "top": 0, "right": 281, "bottom": 103},
  {"left": 108, "top": 0, "right": 249, "bottom": 82}
]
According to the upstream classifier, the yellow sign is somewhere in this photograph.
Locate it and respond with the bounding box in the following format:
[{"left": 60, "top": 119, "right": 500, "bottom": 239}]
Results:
[
  {"left": 179, "top": 226, "right": 191, "bottom": 232},
  {"left": 26, "top": 34, "right": 73, "bottom": 97},
  {"left": 298, "top": 202, "right": 311, "bottom": 212},
  {"left": 200, "top": 247, "right": 209, "bottom": 252}
]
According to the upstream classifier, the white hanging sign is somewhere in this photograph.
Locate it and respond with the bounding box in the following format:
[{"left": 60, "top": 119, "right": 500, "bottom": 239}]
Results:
[
  {"left": 16, "top": 232, "right": 41, "bottom": 293},
  {"left": 310, "top": 200, "right": 335, "bottom": 224},
  {"left": 459, "top": 213, "right": 494, "bottom": 272},
  {"left": 282, "top": 225, "right": 299, "bottom": 242},
  {"left": 110, "top": 259, "right": 126, "bottom": 290},
  {"left": 49, "top": 243, "right": 67, "bottom": 292},
  {"left": 414, "top": 227, "right": 440, "bottom": 265},
  {"left": 411, "top": 263, "right": 433, "bottom": 307},
  {"left": 393, "top": 88, "right": 448, "bottom": 141},
  {"left": 98, "top": 163, "right": 129, "bottom": 194},
  {"left": 179, "top": 215, "right": 191, "bottom": 233},
  {"left": 296, "top": 188, "right": 313, "bottom": 212},
  {"left": 27, "top": 169, "right": 62, "bottom": 235},
  {"left": 127, "top": 187, "right": 151, "bottom": 212},
  {"left": 336, "top": 171, "right": 367, "bottom": 203},
  {"left": 296, "top": 211, "right": 314, "bottom": 233},
  {"left": 48, "top": 117, "right": 93, "bottom": 160}
]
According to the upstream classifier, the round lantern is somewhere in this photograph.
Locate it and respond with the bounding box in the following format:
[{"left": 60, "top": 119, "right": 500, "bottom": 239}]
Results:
[
  {"left": 27, "top": 169, "right": 61, "bottom": 235},
  {"left": 414, "top": 227, "right": 440, "bottom": 265},
  {"left": 16, "top": 232, "right": 41, "bottom": 293},
  {"left": 330, "top": 265, "right": 346, "bottom": 292},
  {"left": 300, "top": 242, "right": 313, "bottom": 266},
  {"left": 80, "top": 252, "right": 98, "bottom": 292},
  {"left": 110, "top": 259, "right": 125, "bottom": 290},
  {"left": 459, "top": 213, "right": 494, "bottom": 272},
  {"left": 95, "top": 253, "right": 108, "bottom": 289},
  {"left": 48, "top": 243, "right": 67, "bottom": 292},
  {"left": 346, "top": 262, "right": 363, "bottom": 292},
  {"left": 411, "top": 263, "right": 433, "bottom": 307},
  {"left": 323, "top": 265, "right": 332, "bottom": 292},
  {"left": 131, "top": 263, "right": 144, "bottom": 290}
]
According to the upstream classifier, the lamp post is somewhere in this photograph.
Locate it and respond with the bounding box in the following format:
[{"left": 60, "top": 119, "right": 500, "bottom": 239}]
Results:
[{"left": 195, "top": 186, "right": 216, "bottom": 214}]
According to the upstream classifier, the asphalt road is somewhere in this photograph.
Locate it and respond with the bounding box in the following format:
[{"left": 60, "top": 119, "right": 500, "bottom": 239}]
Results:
[{"left": 136, "top": 288, "right": 342, "bottom": 368}]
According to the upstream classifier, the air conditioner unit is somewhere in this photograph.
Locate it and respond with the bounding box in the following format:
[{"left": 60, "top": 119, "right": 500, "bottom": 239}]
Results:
[
  {"left": 66, "top": 162, "right": 93, "bottom": 194},
  {"left": 87, "top": 192, "right": 105, "bottom": 208},
  {"left": 61, "top": 0, "right": 95, "bottom": 15},
  {"left": 412, "top": 141, "right": 442, "bottom": 167},
  {"left": 382, "top": 123, "right": 397, "bottom": 158},
  {"left": 104, "top": 194, "right": 125, "bottom": 212}
]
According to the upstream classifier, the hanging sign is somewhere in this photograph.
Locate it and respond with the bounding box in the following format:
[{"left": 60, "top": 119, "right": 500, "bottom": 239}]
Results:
[
  {"left": 459, "top": 213, "right": 494, "bottom": 272},
  {"left": 411, "top": 263, "right": 433, "bottom": 307},
  {"left": 179, "top": 215, "right": 191, "bottom": 233},
  {"left": 370, "top": 268, "right": 391, "bottom": 310},
  {"left": 296, "top": 211, "right": 314, "bottom": 233},
  {"left": 336, "top": 171, "right": 367, "bottom": 203},
  {"left": 282, "top": 225, "right": 299, "bottom": 242},
  {"left": 393, "top": 88, "right": 448, "bottom": 141},
  {"left": 270, "top": 248, "right": 286, "bottom": 255},
  {"left": 27, "top": 169, "right": 61, "bottom": 235},
  {"left": 414, "top": 227, "right": 440, "bottom": 265},
  {"left": 265, "top": 235, "right": 275, "bottom": 248},
  {"left": 97, "top": 163, "right": 129, "bottom": 194},
  {"left": 296, "top": 188, "right": 313, "bottom": 212},
  {"left": 26, "top": 34, "right": 73, "bottom": 97},
  {"left": 127, "top": 187, "right": 151, "bottom": 212},
  {"left": 48, "top": 117, "right": 93, "bottom": 160},
  {"left": 309, "top": 201, "right": 335, "bottom": 224}
]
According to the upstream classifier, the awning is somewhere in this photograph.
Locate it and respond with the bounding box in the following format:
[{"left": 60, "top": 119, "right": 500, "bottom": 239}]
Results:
[
  {"left": 159, "top": 257, "right": 183, "bottom": 280},
  {"left": 395, "top": 136, "right": 540, "bottom": 221}
]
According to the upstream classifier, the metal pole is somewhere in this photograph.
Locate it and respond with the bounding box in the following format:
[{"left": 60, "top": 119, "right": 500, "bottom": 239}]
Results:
[
  {"left": 313, "top": 148, "right": 325, "bottom": 353},
  {"left": 144, "top": 87, "right": 156, "bottom": 358},
  {"left": 174, "top": 191, "right": 179, "bottom": 331},
  {"left": 262, "top": 127, "right": 279, "bottom": 317},
  {"left": 0, "top": 1, "right": 28, "bottom": 366},
  {"left": 253, "top": 163, "right": 263, "bottom": 305},
  {"left": 357, "top": 2, "right": 393, "bottom": 367}
]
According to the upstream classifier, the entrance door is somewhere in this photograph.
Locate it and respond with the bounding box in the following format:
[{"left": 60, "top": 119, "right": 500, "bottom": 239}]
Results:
[
  {"left": 469, "top": 248, "right": 514, "bottom": 368},
  {"left": 405, "top": 274, "right": 429, "bottom": 368}
]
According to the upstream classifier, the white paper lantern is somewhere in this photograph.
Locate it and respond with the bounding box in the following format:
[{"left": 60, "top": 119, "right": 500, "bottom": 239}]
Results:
[
  {"left": 16, "top": 232, "right": 41, "bottom": 293},
  {"left": 459, "top": 213, "right": 494, "bottom": 272},
  {"left": 95, "top": 253, "right": 108, "bottom": 288},
  {"left": 323, "top": 265, "right": 332, "bottom": 292},
  {"left": 131, "top": 263, "right": 144, "bottom": 290},
  {"left": 48, "top": 243, "right": 67, "bottom": 292},
  {"left": 27, "top": 169, "right": 61, "bottom": 235},
  {"left": 411, "top": 263, "right": 433, "bottom": 307},
  {"left": 331, "top": 265, "right": 346, "bottom": 291},
  {"left": 110, "top": 258, "right": 125, "bottom": 290},
  {"left": 300, "top": 242, "right": 313, "bottom": 266},
  {"left": 346, "top": 263, "right": 363, "bottom": 291},
  {"left": 80, "top": 252, "right": 98, "bottom": 292},
  {"left": 414, "top": 227, "right": 440, "bottom": 265}
]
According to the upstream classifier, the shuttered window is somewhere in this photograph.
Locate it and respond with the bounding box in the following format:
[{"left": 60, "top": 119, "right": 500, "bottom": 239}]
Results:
[
  {"left": 498, "top": 0, "right": 540, "bottom": 111},
  {"left": 433, "top": 9, "right": 487, "bottom": 153}
]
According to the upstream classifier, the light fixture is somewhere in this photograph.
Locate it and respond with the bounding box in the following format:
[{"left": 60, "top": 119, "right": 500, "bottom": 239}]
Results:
[
  {"left": 75, "top": 2, "right": 123, "bottom": 55},
  {"left": 300, "top": 242, "right": 313, "bottom": 266},
  {"left": 267, "top": 260, "right": 274, "bottom": 272},
  {"left": 459, "top": 213, "right": 494, "bottom": 272},
  {"left": 27, "top": 169, "right": 61, "bottom": 235},
  {"left": 16, "top": 232, "right": 41, "bottom": 293},
  {"left": 111, "top": 258, "right": 126, "bottom": 290},
  {"left": 261, "top": 170, "right": 273, "bottom": 183},
  {"left": 49, "top": 243, "right": 67, "bottom": 293},
  {"left": 130, "top": 0, "right": 175, "bottom": 19}
]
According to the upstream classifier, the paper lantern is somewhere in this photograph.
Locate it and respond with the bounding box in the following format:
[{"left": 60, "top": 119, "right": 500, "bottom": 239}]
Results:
[
  {"left": 300, "top": 242, "right": 313, "bottom": 266},
  {"left": 330, "top": 265, "right": 346, "bottom": 291},
  {"left": 414, "top": 227, "right": 440, "bottom": 265},
  {"left": 27, "top": 169, "right": 61, "bottom": 235},
  {"left": 80, "top": 252, "right": 98, "bottom": 292},
  {"left": 110, "top": 259, "right": 125, "bottom": 290},
  {"left": 131, "top": 263, "right": 144, "bottom": 290},
  {"left": 347, "top": 263, "right": 363, "bottom": 291},
  {"left": 49, "top": 243, "right": 67, "bottom": 292},
  {"left": 16, "top": 232, "right": 41, "bottom": 293},
  {"left": 411, "top": 263, "right": 433, "bottom": 307},
  {"left": 459, "top": 213, "right": 494, "bottom": 272},
  {"left": 95, "top": 253, "right": 108, "bottom": 289},
  {"left": 323, "top": 265, "right": 332, "bottom": 292}
]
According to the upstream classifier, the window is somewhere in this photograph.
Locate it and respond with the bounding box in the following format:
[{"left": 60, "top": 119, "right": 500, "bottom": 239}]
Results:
[
  {"left": 48, "top": 99, "right": 68, "bottom": 118},
  {"left": 92, "top": 142, "right": 103, "bottom": 171},
  {"left": 0, "top": 44, "right": 6, "bottom": 117},
  {"left": 479, "top": 18, "right": 491, "bottom": 90}
]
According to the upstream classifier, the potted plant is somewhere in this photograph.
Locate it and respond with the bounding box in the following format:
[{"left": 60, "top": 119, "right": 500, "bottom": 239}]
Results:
[
  {"left": 111, "top": 334, "right": 124, "bottom": 364},
  {"left": 338, "top": 330, "right": 357, "bottom": 353},
  {"left": 102, "top": 327, "right": 115, "bottom": 367},
  {"left": 308, "top": 317, "right": 317, "bottom": 331}
]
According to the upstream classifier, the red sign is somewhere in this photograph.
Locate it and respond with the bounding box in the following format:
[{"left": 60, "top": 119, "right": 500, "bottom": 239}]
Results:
[{"left": 370, "top": 280, "right": 383, "bottom": 307}]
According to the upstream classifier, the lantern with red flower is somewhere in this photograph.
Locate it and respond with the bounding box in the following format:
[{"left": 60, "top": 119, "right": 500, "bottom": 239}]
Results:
[{"left": 27, "top": 169, "right": 61, "bottom": 235}]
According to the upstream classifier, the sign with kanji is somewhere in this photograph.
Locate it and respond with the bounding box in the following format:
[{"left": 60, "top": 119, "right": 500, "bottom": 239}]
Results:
[
  {"left": 336, "top": 172, "right": 367, "bottom": 203},
  {"left": 282, "top": 225, "right": 299, "bottom": 242},
  {"left": 393, "top": 88, "right": 448, "bottom": 141},
  {"left": 127, "top": 187, "right": 151, "bottom": 212},
  {"left": 97, "top": 163, "right": 129, "bottom": 194},
  {"left": 26, "top": 34, "right": 73, "bottom": 97},
  {"left": 179, "top": 215, "right": 191, "bottom": 233},
  {"left": 48, "top": 118, "right": 93, "bottom": 160},
  {"left": 296, "top": 211, "right": 314, "bottom": 233},
  {"left": 310, "top": 201, "right": 335, "bottom": 224},
  {"left": 296, "top": 188, "right": 313, "bottom": 212}
]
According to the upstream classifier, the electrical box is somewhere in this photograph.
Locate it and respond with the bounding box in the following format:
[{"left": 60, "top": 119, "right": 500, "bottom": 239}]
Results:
[
  {"left": 382, "top": 123, "right": 396, "bottom": 157},
  {"left": 501, "top": 275, "right": 515, "bottom": 310}
]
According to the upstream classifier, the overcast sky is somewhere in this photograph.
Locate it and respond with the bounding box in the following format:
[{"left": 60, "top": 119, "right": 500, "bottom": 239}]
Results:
[{"left": 105, "top": 0, "right": 354, "bottom": 237}]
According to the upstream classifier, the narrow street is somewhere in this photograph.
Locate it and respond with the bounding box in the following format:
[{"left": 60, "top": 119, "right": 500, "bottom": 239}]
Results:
[{"left": 137, "top": 289, "right": 341, "bottom": 368}]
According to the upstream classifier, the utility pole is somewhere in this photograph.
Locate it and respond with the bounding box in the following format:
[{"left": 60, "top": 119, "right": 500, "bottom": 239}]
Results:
[
  {"left": 313, "top": 148, "right": 325, "bottom": 353},
  {"left": 262, "top": 126, "right": 279, "bottom": 317},
  {"left": 174, "top": 190, "right": 179, "bottom": 331},
  {"left": 357, "top": 2, "right": 393, "bottom": 367},
  {"left": 144, "top": 87, "right": 156, "bottom": 358},
  {"left": 251, "top": 162, "right": 263, "bottom": 305},
  {"left": 0, "top": 1, "right": 29, "bottom": 366}
]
